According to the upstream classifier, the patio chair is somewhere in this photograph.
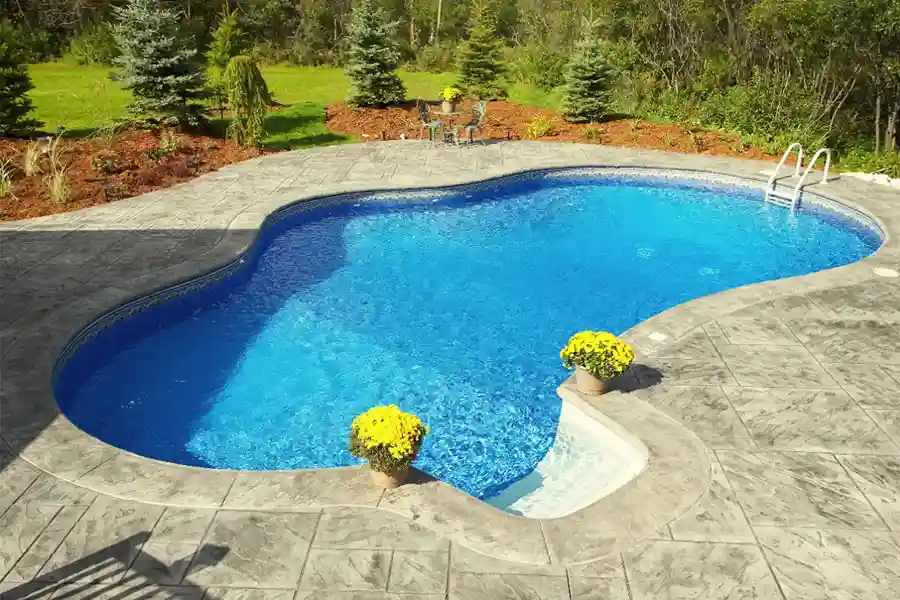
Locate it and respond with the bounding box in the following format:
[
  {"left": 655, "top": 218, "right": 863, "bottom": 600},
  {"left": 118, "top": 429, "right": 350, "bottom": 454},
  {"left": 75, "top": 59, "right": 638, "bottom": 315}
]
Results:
[
  {"left": 417, "top": 100, "right": 444, "bottom": 145},
  {"left": 456, "top": 101, "right": 487, "bottom": 145}
]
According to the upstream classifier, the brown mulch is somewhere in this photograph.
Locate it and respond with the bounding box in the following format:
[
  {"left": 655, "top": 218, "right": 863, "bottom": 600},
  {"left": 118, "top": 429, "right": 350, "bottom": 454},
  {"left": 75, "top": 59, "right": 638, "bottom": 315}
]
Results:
[
  {"left": 1, "top": 100, "right": 787, "bottom": 222},
  {"left": 0, "top": 130, "right": 266, "bottom": 221},
  {"left": 326, "top": 100, "right": 782, "bottom": 161}
]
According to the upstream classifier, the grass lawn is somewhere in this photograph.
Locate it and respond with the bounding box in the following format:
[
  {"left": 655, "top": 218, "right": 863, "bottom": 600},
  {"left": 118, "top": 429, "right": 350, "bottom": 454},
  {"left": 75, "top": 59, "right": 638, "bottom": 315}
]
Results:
[{"left": 28, "top": 64, "right": 557, "bottom": 149}]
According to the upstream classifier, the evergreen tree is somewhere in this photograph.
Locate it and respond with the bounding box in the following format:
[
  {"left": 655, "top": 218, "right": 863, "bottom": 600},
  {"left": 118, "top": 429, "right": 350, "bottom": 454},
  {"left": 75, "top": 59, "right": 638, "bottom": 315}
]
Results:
[
  {"left": 206, "top": 1, "right": 247, "bottom": 85},
  {"left": 112, "top": 0, "right": 208, "bottom": 127},
  {"left": 344, "top": 0, "right": 406, "bottom": 107},
  {"left": 225, "top": 55, "right": 269, "bottom": 147},
  {"left": 561, "top": 19, "right": 614, "bottom": 123},
  {"left": 456, "top": 2, "right": 507, "bottom": 100},
  {"left": 0, "top": 20, "right": 42, "bottom": 136}
]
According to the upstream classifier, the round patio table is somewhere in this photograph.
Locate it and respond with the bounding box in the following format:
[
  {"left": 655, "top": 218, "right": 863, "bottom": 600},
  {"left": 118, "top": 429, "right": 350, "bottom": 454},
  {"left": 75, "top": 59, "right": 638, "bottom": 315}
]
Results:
[{"left": 432, "top": 109, "right": 465, "bottom": 144}]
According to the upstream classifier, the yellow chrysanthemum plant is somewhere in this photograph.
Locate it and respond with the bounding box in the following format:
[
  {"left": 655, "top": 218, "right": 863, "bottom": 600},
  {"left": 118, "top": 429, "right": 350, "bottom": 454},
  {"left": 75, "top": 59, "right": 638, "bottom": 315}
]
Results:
[
  {"left": 350, "top": 405, "right": 429, "bottom": 487},
  {"left": 441, "top": 86, "right": 464, "bottom": 103},
  {"left": 560, "top": 331, "right": 635, "bottom": 394}
]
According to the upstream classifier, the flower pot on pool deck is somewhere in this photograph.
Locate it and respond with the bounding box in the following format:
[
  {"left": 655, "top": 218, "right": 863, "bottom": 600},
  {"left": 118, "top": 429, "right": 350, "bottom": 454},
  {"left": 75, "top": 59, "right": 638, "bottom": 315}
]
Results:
[
  {"left": 371, "top": 465, "right": 410, "bottom": 488},
  {"left": 441, "top": 100, "right": 459, "bottom": 113},
  {"left": 575, "top": 367, "right": 614, "bottom": 395}
]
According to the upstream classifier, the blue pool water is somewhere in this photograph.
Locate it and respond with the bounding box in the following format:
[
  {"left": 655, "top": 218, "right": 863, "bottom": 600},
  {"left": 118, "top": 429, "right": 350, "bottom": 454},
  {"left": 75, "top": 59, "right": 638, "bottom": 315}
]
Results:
[{"left": 56, "top": 172, "right": 880, "bottom": 499}]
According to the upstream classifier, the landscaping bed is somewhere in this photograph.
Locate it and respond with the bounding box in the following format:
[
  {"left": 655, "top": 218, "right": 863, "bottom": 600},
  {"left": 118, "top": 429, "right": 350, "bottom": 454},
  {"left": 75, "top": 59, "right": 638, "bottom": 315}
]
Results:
[
  {"left": 2, "top": 100, "right": 787, "bottom": 222},
  {"left": 0, "top": 130, "right": 264, "bottom": 221},
  {"left": 326, "top": 100, "right": 780, "bottom": 161}
]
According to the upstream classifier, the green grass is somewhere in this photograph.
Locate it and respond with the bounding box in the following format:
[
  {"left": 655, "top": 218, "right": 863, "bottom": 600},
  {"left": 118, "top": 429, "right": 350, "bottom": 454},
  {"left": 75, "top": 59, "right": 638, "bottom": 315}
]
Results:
[
  {"left": 27, "top": 63, "right": 560, "bottom": 148},
  {"left": 27, "top": 63, "right": 467, "bottom": 148}
]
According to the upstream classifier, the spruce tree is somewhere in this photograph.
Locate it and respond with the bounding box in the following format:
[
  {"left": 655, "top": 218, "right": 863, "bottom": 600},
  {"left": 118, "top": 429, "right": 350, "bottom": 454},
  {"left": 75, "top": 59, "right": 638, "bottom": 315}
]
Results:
[
  {"left": 225, "top": 55, "right": 269, "bottom": 147},
  {"left": 112, "top": 0, "right": 208, "bottom": 127},
  {"left": 206, "top": 2, "right": 247, "bottom": 88},
  {"left": 0, "top": 20, "right": 42, "bottom": 136},
  {"left": 344, "top": 0, "right": 406, "bottom": 107},
  {"left": 561, "top": 19, "right": 614, "bottom": 123},
  {"left": 456, "top": 2, "right": 507, "bottom": 100}
]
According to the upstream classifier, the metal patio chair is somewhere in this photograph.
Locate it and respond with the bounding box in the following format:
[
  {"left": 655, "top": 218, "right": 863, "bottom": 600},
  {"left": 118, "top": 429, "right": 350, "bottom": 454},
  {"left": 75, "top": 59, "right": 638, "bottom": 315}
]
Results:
[
  {"left": 417, "top": 100, "right": 445, "bottom": 145},
  {"left": 456, "top": 101, "right": 487, "bottom": 145}
]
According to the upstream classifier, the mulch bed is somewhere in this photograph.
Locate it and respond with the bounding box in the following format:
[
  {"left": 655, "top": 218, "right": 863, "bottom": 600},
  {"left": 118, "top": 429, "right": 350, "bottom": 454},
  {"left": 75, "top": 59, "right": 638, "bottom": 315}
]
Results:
[
  {"left": 326, "top": 100, "right": 781, "bottom": 161},
  {"left": 0, "top": 130, "right": 265, "bottom": 221},
  {"left": 2, "top": 100, "right": 785, "bottom": 222}
]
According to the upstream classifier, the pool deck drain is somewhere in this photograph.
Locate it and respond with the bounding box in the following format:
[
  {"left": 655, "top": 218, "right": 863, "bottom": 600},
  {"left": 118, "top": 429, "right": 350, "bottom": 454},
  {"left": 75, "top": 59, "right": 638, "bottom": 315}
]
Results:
[{"left": 2, "top": 141, "right": 900, "bottom": 599}]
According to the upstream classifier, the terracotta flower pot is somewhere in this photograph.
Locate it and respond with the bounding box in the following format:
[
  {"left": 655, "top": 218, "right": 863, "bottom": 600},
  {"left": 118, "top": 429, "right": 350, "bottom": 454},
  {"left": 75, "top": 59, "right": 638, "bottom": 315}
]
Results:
[
  {"left": 441, "top": 100, "right": 458, "bottom": 113},
  {"left": 574, "top": 367, "right": 613, "bottom": 395},
  {"left": 370, "top": 465, "right": 410, "bottom": 488}
]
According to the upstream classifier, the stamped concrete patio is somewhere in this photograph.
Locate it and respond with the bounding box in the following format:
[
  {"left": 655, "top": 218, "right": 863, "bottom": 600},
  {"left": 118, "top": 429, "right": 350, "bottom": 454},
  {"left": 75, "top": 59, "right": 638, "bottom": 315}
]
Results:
[{"left": 2, "top": 141, "right": 900, "bottom": 600}]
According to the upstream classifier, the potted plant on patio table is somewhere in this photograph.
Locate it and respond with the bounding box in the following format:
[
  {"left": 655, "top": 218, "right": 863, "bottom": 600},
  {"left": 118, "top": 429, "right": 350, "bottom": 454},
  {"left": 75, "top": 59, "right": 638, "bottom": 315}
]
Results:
[
  {"left": 350, "top": 405, "right": 429, "bottom": 488},
  {"left": 561, "top": 331, "right": 634, "bottom": 395},
  {"left": 441, "top": 86, "right": 464, "bottom": 113}
]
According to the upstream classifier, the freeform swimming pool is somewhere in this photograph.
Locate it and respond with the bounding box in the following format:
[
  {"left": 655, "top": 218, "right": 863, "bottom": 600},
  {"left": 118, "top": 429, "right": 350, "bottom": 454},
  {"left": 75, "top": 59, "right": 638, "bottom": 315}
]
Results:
[{"left": 55, "top": 169, "right": 881, "bottom": 500}]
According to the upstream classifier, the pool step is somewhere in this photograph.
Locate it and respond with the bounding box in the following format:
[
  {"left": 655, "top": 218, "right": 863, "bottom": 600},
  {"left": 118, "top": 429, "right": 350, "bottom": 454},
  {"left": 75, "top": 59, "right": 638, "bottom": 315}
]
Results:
[{"left": 764, "top": 143, "right": 832, "bottom": 211}]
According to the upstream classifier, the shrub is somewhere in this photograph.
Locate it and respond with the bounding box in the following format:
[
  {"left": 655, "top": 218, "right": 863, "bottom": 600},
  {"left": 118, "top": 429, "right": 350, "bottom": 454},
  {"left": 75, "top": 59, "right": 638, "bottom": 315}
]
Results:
[
  {"left": 103, "top": 183, "right": 127, "bottom": 201},
  {"left": 525, "top": 115, "right": 556, "bottom": 138},
  {"left": 145, "top": 130, "right": 182, "bottom": 161},
  {"left": 45, "top": 135, "right": 66, "bottom": 173},
  {"left": 225, "top": 55, "right": 270, "bottom": 147},
  {"left": 112, "top": 0, "right": 208, "bottom": 127},
  {"left": 690, "top": 132, "right": 707, "bottom": 153},
  {"left": 412, "top": 42, "right": 456, "bottom": 73},
  {"left": 44, "top": 165, "right": 71, "bottom": 204},
  {"left": 64, "top": 23, "right": 118, "bottom": 65},
  {"left": 0, "top": 158, "right": 14, "bottom": 199},
  {"left": 562, "top": 19, "right": 614, "bottom": 123},
  {"left": 344, "top": 0, "right": 406, "bottom": 107},
  {"left": 160, "top": 130, "right": 182, "bottom": 153},
  {"left": 508, "top": 45, "right": 566, "bottom": 91},
  {"left": 456, "top": 2, "right": 507, "bottom": 100},
  {"left": 582, "top": 126, "right": 604, "bottom": 140},
  {"left": 0, "top": 20, "right": 43, "bottom": 136},
  {"left": 840, "top": 149, "right": 900, "bottom": 178},
  {"left": 21, "top": 141, "right": 41, "bottom": 176},
  {"left": 349, "top": 405, "right": 428, "bottom": 474},
  {"left": 561, "top": 331, "right": 634, "bottom": 380},
  {"left": 206, "top": 1, "right": 248, "bottom": 107},
  {"left": 91, "top": 154, "right": 117, "bottom": 175}
]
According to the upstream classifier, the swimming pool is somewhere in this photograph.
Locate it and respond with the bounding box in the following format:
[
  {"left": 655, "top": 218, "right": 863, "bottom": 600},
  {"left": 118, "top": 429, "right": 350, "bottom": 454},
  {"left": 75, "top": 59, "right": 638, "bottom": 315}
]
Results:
[{"left": 55, "top": 169, "right": 881, "bottom": 500}]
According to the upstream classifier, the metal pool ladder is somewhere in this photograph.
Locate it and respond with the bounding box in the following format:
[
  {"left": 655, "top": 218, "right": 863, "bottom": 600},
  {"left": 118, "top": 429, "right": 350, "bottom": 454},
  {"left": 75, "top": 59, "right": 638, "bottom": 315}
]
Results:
[{"left": 764, "top": 143, "right": 832, "bottom": 211}]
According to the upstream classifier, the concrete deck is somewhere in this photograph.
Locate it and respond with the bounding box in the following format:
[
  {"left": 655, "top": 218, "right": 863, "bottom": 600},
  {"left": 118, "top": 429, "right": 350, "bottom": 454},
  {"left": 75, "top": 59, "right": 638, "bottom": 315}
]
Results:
[{"left": 2, "top": 141, "right": 900, "bottom": 599}]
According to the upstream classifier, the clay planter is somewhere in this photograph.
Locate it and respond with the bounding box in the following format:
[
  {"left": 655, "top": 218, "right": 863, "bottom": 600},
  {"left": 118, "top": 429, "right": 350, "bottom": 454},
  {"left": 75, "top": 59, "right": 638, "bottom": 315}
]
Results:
[
  {"left": 370, "top": 465, "right": 410, "bottom": 488},
  {"left": 574, "top": 367, "right": 614, "bottom": 395},
  {"left": 441, "top": 100, "right": 459, "bottom": 113}
]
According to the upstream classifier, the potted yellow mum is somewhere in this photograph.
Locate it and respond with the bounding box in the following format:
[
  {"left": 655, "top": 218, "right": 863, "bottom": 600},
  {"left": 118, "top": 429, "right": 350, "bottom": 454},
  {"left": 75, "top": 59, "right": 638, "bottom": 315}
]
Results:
[
  {"left": 561, "top": 331, "right": 635, "bottom": 394},
  {"left": 441, "top": 86, "right": 464, "bottom": 113},
  {"left": 350, "top": 405, "right": 429, "bottom": 488}
]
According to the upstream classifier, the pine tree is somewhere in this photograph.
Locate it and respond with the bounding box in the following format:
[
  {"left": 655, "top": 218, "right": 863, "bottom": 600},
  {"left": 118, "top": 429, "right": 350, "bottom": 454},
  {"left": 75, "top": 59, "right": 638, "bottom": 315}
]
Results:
[
  {"left": 345, "top": 0, "right": 406, "bottom": 107},
  {"left": 561, "top": 19, "right": 614, "bottom": 123},
  {"left": 112, "top": 0, "right": 208, "bottom": 127},
  {"left": 456, "top": 2, "right": 507, "bottom": 100},
  {"left": 206, "top": 2, "right": 247, "bottom": 87},
  {"left": 0, "top": 20, "right": 42, "bottom": 136},
  {"left": 225, "top": 55, "right": 269, "bottom": 147}
]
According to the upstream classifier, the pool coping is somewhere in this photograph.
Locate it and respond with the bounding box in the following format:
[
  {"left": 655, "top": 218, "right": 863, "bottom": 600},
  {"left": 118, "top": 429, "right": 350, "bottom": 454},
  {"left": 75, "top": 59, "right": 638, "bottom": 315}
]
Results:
[{"left": 2, "top": 142, "right": 899, "bottom": 566}]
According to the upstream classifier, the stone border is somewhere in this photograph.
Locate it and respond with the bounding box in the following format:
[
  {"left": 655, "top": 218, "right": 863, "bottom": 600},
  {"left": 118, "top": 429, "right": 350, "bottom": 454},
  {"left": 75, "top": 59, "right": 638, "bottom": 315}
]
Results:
[{"left": 3, "top": 142, "right": 898, "bottom": 567}]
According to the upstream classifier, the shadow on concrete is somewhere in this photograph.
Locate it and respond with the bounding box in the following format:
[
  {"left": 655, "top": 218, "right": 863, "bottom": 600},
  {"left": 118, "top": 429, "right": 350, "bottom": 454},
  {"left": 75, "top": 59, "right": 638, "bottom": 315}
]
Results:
[
  {"left": 614, "top": 364, "right": 664, "bottom": 393},
  {"left": 0, "top": 533, "right": 227, "bottom": 599},
  {"left": 0, "top": 215, "right": 350, "bottom": 476}
]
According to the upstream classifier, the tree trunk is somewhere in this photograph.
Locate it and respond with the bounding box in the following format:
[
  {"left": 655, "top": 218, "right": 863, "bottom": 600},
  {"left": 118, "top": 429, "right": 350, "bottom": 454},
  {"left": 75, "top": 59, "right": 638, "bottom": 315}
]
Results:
[
  {"left": 433, "top": 0, "right": 442, "bottom": 44},
  {"left": 875, "top": 91, "right": 881, "bottom": 154},
  {"left": 887, "top": 99, "right": 900, "bottom": 153}
]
